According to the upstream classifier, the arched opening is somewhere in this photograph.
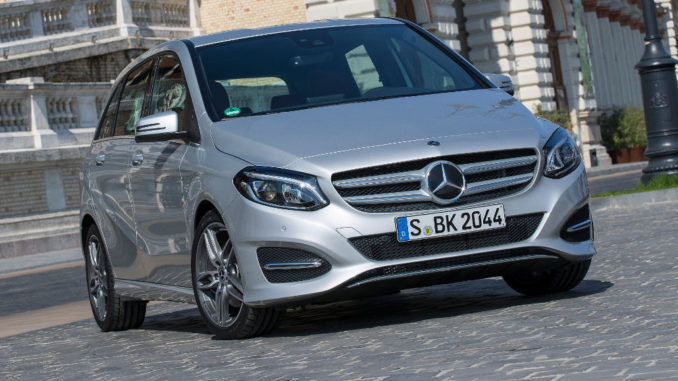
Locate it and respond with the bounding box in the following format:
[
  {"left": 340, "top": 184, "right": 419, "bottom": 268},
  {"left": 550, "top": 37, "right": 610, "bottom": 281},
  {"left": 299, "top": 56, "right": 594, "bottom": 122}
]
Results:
[{"left": 543, "top": 0, "right": 569, "bottom": 110}]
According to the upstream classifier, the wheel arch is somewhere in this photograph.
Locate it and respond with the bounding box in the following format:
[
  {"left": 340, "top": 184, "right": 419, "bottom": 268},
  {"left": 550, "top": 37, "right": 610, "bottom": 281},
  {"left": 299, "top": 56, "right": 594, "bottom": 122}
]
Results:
[
  {"left": 81, "top": 213, "right": 97, "bottom": 259},
  {"left": 194, "top": 199, "right": 220, "bottom": 233}
]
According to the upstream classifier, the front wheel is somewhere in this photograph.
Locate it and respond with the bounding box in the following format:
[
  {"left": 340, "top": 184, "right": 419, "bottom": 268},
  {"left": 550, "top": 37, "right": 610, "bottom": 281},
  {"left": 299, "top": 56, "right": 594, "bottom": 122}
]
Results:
[
  {"left": 503, "top": 259, "right": 591, "bottom": 296},
  {"left": 191, "top": 210, "right": 281, "bottom": 339}
]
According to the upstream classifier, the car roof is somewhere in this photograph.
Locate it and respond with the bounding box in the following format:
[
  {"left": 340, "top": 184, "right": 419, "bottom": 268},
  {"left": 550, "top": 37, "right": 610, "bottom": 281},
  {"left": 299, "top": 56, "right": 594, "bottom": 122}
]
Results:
[{"left": 186, "top": 18, "right": 403, "bottom": 48}]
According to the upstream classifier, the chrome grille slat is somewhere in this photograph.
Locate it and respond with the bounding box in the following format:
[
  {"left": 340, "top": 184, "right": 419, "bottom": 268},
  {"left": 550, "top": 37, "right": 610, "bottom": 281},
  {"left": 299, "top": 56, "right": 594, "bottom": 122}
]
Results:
[
  {"left": 464, "top": 174, "right": 534, "bottom": 196},
  {"left": 459, "top": 155, "right": 537, "bottom": 175},
  {"left": 343, "top": 190, "right": 429, "bottom": 205},
  {"left": 333, "top": 149, "right": 539, "bottom": 212},
  {"left": 333, "top": 171, "right": 424, "bottom": 189}
]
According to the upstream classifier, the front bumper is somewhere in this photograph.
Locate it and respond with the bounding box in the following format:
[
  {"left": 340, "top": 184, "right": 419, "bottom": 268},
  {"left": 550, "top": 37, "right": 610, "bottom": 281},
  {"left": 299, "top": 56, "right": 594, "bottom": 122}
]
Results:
[{"left": 223, "top": 163, "right": 595, "bottom": 307}]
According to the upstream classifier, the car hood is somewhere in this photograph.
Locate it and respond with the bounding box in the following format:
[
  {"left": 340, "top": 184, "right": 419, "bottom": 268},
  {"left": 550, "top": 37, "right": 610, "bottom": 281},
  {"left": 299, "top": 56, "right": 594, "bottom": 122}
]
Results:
[{"left": 210, "top": 89, "right": 553, "bottom": 170}]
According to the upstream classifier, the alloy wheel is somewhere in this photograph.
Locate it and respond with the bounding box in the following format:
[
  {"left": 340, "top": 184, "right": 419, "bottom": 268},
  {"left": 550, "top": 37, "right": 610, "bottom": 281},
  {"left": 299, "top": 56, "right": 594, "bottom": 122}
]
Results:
[
  {"left": 86, "top": 235, "right": 108, "bottom": 320},
  {"left": 195, "top": 222, "right": 244, "bottom": 327}
]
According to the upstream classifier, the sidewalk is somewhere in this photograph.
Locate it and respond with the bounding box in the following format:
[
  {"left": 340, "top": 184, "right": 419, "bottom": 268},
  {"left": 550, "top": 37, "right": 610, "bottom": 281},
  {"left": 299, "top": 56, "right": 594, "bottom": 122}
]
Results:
[{"left": 0, "top": 247, "right": 82, "bottom": 275}]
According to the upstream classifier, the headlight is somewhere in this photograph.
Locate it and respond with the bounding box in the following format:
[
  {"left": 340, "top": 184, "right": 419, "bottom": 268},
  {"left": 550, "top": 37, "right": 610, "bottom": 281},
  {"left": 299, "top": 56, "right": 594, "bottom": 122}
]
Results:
[
  {"left": 234, "top": 167, "right": 329, "bottom": 210},
  {"left": 543, "top": 127, "right": 580, "bottom": 178}
]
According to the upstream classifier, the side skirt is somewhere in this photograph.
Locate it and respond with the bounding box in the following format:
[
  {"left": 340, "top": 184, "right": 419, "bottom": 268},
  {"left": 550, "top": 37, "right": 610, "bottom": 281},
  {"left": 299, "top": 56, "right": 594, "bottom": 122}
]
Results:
[{"left": 115, "top": 279, "right": 195, "bottom": 304}]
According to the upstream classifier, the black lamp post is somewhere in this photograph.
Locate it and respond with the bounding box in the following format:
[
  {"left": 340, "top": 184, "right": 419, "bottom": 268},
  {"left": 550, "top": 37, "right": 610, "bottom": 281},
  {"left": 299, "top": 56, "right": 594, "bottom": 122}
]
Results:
[{"left": 636, "top": 0, "right": 678, "bottom": 183}]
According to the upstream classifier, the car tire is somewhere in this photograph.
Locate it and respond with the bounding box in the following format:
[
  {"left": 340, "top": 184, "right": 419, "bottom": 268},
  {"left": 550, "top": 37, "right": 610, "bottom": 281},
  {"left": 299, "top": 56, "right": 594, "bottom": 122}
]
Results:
[
  {"left": 85, "top": 224, "right": 147, "bottom": 331},
  {"left": 502, "top": 259, "right": 591, "bottom": 296},
  {"left": 191, "top": 210, "right": 281, "bottom": 339}
]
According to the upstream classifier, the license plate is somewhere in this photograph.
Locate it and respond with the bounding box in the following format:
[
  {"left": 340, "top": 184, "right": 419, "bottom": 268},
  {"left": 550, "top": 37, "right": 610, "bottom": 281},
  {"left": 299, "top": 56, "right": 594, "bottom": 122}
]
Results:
[{"left": 395, "top": 204, "right": 506, "bottom": 242}]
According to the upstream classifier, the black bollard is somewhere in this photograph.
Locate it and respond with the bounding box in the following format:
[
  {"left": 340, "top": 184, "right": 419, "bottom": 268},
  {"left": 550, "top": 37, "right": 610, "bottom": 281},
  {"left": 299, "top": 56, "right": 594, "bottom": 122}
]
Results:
[{"left": 636, "top": 0, "right": 678, "bottom": 184}]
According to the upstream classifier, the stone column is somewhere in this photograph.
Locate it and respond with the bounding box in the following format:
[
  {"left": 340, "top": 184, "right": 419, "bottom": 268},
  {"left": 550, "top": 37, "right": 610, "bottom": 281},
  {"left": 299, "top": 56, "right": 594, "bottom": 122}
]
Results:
[
  {"left": 116, "top": 0, "right": 134, "bottom": 36},
  {"left": 28, "top": 8, "right": 44, "bottom": 37},
  {"left": 24, "top": 78, "right": 49, "bottom": 149},
  {"left": 597, "top": 5, "right": 618, "bottom": 107},
  {"left": 610, "top": 7, "right": 632, "bottom": 106},
  {"left": 584, "top": 5, "right": 611, "bottom": 109},
  {"left": 428, "top": 0, "right": 462, "bottom": 52},
  {"left": 188, "top": 0, "right": 203, "bottom": 36}
]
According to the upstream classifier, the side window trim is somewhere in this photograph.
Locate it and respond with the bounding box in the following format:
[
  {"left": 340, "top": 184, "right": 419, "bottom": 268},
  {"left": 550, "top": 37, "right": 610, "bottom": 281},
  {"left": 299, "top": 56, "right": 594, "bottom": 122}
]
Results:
[
  {"left": 114, "top": 58, "right": 156, "bottom": 138},
  {"left": 143, "top": 57, "right": 161, "bottom": 118},
  {"left": 93, "top": 83, "right": 122, "bottom": 141},
  {"left": 146, "top": 52, "right": 200, "bottom": 143}
]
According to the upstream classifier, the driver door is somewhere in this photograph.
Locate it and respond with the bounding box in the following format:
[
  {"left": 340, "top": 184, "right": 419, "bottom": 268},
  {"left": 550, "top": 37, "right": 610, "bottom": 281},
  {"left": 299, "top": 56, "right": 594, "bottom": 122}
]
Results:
[{"left": 128, "top": 54, "right": 199, "bottom": 287}]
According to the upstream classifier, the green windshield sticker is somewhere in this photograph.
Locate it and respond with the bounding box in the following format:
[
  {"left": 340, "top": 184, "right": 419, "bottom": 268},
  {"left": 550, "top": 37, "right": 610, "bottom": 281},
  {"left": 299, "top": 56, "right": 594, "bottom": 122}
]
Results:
[{"left": 224, "top": 107, "right": 241, "bottom": 117}]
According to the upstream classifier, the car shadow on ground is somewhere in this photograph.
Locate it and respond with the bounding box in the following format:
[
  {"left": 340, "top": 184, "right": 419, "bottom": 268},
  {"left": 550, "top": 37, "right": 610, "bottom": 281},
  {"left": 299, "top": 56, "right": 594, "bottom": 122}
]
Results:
[{"left": 139, "top": 278, "right": 613, "bottom": 339}]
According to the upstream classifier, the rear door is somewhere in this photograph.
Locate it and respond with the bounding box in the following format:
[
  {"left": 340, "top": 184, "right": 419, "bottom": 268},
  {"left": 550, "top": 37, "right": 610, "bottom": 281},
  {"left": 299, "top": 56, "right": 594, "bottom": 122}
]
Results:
[{"left": 128, "top": 54, "right": 199, "bottom": 287}]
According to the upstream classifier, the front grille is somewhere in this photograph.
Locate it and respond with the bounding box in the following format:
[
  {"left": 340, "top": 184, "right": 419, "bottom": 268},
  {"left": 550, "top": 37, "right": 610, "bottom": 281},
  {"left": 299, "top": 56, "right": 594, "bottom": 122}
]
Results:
[
  {"left": 347, "top": 248, "right": 560, "bottom": 288},
  {"left": 349, "top": 213, "right": 543, "bottom": 261},
  {"left": 332, "top": 148, "right": 539, "bottom": 213},
  {"left": 257, "top": 248, "right": 331, "bottom": 283}
]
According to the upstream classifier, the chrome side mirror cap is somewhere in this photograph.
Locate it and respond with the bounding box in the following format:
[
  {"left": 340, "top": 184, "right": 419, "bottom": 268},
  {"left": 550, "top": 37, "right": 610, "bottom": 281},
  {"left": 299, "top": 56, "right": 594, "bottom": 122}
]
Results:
[
  {"left": 135, "top": 111, "right": 185, "bottom": 142},
  {"left": 485, "top": 73, "right": 515, "bottom": 96}
]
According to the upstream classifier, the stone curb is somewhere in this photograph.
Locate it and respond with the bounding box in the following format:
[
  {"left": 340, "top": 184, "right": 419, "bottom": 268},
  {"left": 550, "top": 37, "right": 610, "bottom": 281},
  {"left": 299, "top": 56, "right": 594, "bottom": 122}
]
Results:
[
  {"left": 586, "top": 161, "right": 646, "bottom": 178},
  {"left": 590, "top": 188, "right": 678, "bottom": 211}
]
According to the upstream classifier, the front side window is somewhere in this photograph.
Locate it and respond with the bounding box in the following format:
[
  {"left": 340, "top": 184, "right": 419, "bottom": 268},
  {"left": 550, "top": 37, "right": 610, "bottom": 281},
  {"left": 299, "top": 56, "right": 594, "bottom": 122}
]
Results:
[
  {"left": 114, "top": 59, "right": 155, "bottom": 137},
  {"left": 149, "top": 54, "right": 197, "bottom": 135},
  {"left": 197, "top": 24, "right": 483, "bottom": 120}
]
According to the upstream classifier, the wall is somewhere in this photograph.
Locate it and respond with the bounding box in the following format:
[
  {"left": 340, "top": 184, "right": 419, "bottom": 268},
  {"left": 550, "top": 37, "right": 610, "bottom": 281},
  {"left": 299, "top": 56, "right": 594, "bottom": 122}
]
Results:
[
  {"left": 0, "top": 49, "right": 146, "bottom": 83},
  {"left": 200, "top": 0, "right": 307, "bottom": 34}
]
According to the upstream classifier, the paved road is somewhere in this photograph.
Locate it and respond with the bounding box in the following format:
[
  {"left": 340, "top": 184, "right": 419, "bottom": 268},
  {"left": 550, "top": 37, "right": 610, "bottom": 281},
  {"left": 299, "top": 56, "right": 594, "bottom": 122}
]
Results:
[{"left": 1, "top": 201, "right": 677, "bottom": 380}]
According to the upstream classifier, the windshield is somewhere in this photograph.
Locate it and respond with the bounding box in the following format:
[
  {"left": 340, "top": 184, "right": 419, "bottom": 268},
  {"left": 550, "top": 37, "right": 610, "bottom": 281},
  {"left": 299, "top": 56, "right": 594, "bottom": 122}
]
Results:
[{"left": 197, "top": 24, "right": 484, "bottom": 119}]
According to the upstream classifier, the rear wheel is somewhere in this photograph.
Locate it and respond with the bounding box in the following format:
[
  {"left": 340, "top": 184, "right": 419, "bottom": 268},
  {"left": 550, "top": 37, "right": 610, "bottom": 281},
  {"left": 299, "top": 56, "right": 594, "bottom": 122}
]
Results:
[
  {"left": 84, "top": 224, "right": 147, "bottom": 331},
  {"left": 192, "top": 210, "right": 281, "bottom": 339},
  {"left": 503, "top": 259, "right": 591, "bottom": 296}
]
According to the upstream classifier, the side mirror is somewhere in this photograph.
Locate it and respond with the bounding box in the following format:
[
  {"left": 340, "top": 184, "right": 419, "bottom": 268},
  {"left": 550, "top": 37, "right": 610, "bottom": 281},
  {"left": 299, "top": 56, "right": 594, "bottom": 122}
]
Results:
[
  {"left": 135, "top": 111, "right": 187, "bottom": 142},
  {"left": 485, "top": 73, "right": 515, "bottom": 96}
]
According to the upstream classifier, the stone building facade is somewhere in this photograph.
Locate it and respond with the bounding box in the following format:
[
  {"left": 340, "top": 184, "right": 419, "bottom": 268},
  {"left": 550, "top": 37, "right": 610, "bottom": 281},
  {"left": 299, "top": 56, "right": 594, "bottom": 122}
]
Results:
[{"left": 200, "top": 0, "right": 307, "bottom": 34}]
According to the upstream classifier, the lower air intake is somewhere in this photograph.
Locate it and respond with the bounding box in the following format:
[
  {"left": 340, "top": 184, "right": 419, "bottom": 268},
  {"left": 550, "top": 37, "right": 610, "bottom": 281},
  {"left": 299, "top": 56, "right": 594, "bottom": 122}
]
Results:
[{"left": 257, "top": 247, "right": 331, "bottom": 283}]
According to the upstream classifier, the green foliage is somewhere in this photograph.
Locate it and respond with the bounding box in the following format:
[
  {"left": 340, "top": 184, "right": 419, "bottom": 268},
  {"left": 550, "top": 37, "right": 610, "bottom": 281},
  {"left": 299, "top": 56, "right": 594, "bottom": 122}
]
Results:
[
  {"left": 534, "top": 104, "right": 572, "bottom": 131},
  {"left": 593, "top": 174, "right": 678, "bottom": 197},
  {"left": 598, "top": 106, "right": 646, "bottom": 149}
]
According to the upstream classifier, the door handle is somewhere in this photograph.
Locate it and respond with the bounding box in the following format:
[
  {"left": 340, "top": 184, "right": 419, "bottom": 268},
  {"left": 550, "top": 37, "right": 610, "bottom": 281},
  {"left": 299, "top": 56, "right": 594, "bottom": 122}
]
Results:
[
  {"left": 95, "top": 153, "right": 106, "bottom": 166},
  {"left": 132, "top": 152, "right": 144, "bottom": 166}
]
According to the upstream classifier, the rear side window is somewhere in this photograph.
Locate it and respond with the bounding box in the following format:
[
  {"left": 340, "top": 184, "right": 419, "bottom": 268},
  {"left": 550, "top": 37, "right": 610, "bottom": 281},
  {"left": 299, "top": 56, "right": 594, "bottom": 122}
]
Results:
[
  {"left": 114, "top": 59, "right": 155, "bottom": 137},
  {"left": 95, "top": 84, "right": 122, "bottom": 140}
]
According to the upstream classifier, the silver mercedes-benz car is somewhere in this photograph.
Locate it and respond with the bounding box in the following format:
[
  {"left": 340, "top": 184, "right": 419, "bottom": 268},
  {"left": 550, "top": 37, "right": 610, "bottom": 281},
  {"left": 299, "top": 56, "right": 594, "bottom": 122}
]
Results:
[{"left": 80, "top": 18, "right": 595, "bottom": 339}]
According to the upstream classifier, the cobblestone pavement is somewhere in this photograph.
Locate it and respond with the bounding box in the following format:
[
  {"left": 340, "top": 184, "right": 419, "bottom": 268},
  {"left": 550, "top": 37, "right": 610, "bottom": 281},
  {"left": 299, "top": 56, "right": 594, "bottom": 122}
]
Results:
[{"left": 1, "top": 202, "right": 677, "bottom": 380}]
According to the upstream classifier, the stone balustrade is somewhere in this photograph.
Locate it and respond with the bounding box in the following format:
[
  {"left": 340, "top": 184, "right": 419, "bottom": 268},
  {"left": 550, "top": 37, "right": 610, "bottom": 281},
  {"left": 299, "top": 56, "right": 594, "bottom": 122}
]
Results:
[
  {"left": 0, "top": 0, "right": 200, "bottom": 75},
  {"left": 0, "top": 77, "right": 110, "bottom": 150}
]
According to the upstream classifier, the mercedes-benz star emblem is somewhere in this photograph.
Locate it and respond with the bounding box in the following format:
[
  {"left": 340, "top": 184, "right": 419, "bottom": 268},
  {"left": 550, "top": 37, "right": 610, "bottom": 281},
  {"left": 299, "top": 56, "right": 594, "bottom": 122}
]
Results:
[{"left": 424, "top": 161, "right": 466, "bottom": 204}]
